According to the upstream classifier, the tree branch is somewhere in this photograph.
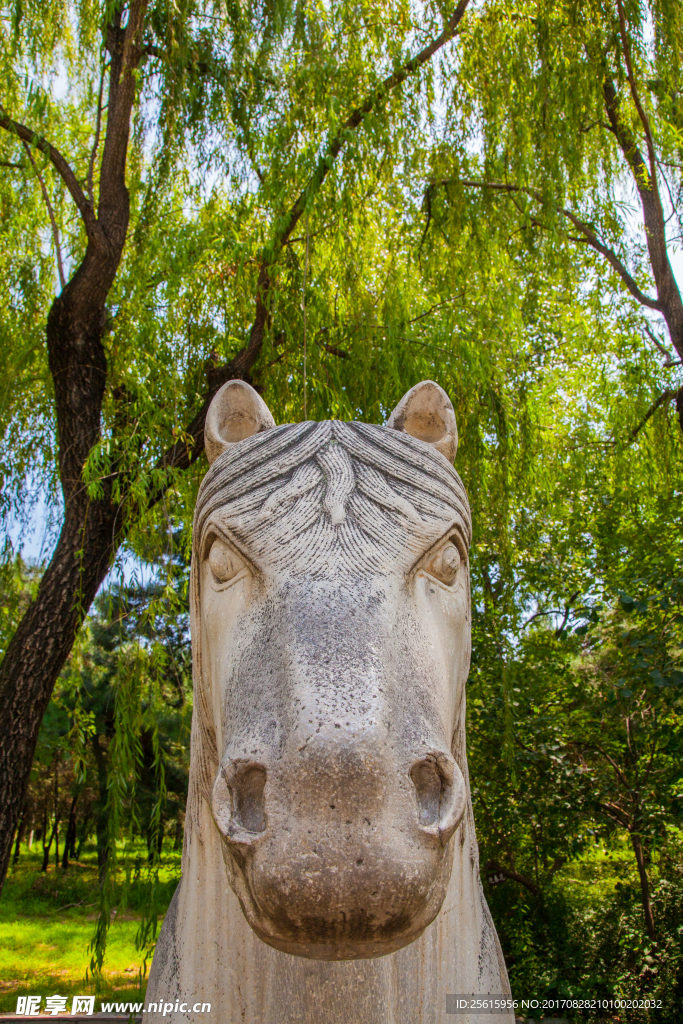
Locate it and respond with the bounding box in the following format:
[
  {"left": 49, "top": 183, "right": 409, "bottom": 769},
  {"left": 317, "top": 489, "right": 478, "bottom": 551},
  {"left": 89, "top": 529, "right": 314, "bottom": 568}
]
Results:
[
  {"left": 408, "top": 299, "right": 453, "bottom": 324},
  {"left": 598, "top": 800, "right": 632, "bottom": 829},
  {"left": 644, "top": 323, "right": 672, "bottom": 360},
  {"left": 318, "top": 339, "right": 350, "bottom": 359},
  {"left": 274, "top": 0, "right": 471, "bottom": 255},
  {"left": 454, "top": 179, "right": 661, "bottom": 310},
  {"left": 581, "top": 743, "right": 630, "bottom": 790},
  {"left": 559, "top": 206, "right": 661, "bottom": 310},
  {"left": 615, "top": 0, "right": 658, "bottom": 187},
  {"left": 549, "top": 855, "right": 566, "bottom": 879},
  {"left": 22, "top": 141, "right": 66, "bottom": 289},
  {"left": 86, "top": 64, "right": 107, "bottom": 208},
  {"left": 627, "top": 389, "right": 677, "bottom": 443},
  {"left": 485, "top": 860, "right": 539, "bottom": 897},
  {"left": 555, "top": 591, "right": 580, "bottom": 638},
  {"left": 97, "top": 0, "right": 149, "bottom": 241},
  {"left": 522, "top": 608, "right": 563, "bottom": 629},
  {"left": 141, "top": 44, "right": 165, "bottom": 60},
  {"left": 0, "top": 108, "right": 101, "bottom": 244},
  {"left": 643, "top": 323, "right": 682, "bottom": 367},
  {"left": 602, "top": 77, "right": 683, "bottom": 354}
]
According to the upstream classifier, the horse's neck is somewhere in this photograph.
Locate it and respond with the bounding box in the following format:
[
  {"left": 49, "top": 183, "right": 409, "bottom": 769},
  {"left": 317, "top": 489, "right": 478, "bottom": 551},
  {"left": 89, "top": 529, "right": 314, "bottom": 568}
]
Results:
[{"left": 147, "top": 798, "right": 512, "bottom": 1024}]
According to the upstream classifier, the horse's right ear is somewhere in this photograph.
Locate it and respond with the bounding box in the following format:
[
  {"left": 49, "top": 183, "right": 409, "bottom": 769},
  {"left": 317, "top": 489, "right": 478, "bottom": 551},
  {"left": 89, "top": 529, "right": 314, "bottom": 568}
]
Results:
[
  {"left": 387, "top": 380, "right": 458, "bottom": 463},
  {"left": 204, "top": 380, "right": 276, "bottom": 465}
]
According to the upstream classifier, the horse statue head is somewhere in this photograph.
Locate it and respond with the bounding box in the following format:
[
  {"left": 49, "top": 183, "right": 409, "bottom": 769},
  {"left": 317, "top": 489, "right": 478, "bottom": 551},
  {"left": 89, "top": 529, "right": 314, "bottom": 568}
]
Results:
[{"left": 147, "top": 381, "right": 512, "bottom": 1023}]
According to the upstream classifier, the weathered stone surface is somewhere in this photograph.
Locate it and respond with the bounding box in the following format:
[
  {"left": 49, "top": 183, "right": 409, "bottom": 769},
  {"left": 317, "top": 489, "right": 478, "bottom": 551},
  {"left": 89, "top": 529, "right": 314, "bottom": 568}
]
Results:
[{"left": 147, "top": 380, "right": 513, "bottom": 1023}]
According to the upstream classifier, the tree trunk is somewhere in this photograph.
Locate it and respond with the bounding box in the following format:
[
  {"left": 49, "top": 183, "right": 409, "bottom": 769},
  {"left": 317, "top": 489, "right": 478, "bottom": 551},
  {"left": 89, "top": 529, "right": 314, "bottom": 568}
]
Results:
[
  {"left": 0, "top": 1, "right": 151, "bottom": 895},
  {"left": 41, "top": 817, "right": 57, "bottom": 873},
  {"left": 12, "top": 814, "right": 24, "bottom": 865},
  {"left": 54, "top": 759, "right": 59, "bottom": 869},
  {"left": 92, "top": 735, "right": 110, "bottom": 885},
  {"left": 602, "top": 78, "right": 683, "bottom": 359},
  {"left": 75, "top": 813, "right": 92, "bottom": 861},
  {"left": 631, "top": 831, "right": 656, "bottom": 940},
  {"left": 62, "top": 790, "right": 79, "bottom": 869},
  {"left": 0, "top": 511, "right": 119, "bottom": 890}
]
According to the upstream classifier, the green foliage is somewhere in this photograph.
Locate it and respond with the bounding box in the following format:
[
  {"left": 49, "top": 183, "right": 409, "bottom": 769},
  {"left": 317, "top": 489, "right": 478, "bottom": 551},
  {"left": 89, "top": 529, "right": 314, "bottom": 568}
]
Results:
[
  {"left": 486, "top": 845, "right": 683, "bottom": 1020},
  {"left": 1, "top": 0, "right": 683, "bottom": 1006},
  {"left": 1, "top": 0, "right": 679, "bottom": 555},
  {"left": 468, "top": 428, "right": 683, "bottom": 1017},
  {"left": 0, "top": 555, "right": 40, "bottom": 658}
]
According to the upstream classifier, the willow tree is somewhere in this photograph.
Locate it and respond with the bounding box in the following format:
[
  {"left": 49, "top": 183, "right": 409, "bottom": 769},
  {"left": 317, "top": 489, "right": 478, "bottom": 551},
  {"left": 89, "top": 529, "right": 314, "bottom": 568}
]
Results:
[
  {"left": 424, "top": 0, "right": 683, "bottom": 427},
  {"left": 0, "top": 0, "right": 476, "bottom": 888}
]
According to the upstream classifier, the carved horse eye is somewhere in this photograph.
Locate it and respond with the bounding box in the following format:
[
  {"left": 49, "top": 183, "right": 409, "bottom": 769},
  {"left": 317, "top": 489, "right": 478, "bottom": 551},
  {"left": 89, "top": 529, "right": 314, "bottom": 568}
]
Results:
[
  {"left": 208, "top": 537, "right": 243, "bottom": 584},
  {"left": 425, "top": 541, "right": 461, "bottom": 586}
]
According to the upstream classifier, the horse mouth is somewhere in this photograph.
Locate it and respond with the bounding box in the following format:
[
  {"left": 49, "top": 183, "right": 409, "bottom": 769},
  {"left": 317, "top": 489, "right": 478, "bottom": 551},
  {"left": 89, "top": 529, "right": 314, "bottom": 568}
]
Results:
[
  {"left": 248, "top": 909, "right": 422, "bottom": 961},
  {"left": 221, "top": 825, "right": 456, "bottom": 960}
]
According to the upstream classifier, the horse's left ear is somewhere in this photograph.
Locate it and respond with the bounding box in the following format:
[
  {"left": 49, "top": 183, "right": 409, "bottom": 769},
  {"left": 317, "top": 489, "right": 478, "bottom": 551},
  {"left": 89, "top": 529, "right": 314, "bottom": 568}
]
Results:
[
  {"left": 204, "top": 380, "right": 276, "bottom": 465},
  {"left": 387, "top": 381, "right": 458, "bottom": 463}
]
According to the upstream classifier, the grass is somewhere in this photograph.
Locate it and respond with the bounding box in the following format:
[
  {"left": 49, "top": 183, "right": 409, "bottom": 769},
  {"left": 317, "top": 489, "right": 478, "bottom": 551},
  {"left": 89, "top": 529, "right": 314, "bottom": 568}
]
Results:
[{"left": 0, "top": 842, "right": 180, "bottom": 1012}]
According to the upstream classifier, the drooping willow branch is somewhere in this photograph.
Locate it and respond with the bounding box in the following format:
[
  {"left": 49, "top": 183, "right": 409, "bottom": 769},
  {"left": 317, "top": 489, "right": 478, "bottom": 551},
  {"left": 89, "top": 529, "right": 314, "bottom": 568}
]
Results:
[
  {"left": 437, "top": 178, "right": 661, "bottom": 311},
  {"left": 615, "top": 0, "right": 658, "bottom": 193},
  {"left": 21, "top": 140, "right": 66, "bottom": 289}
]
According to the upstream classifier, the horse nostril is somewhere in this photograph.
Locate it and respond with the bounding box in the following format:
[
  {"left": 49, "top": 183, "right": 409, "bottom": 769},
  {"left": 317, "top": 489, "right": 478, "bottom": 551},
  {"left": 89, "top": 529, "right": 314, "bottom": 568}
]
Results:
[
  {"left": 212, "top": 760, "right": 267, "bottom": 842},
  {"left": 410, "top": 753, "right": 466, "bottom": 845},
  {"left": 410, "top": 759, "right": 442, "bottom": 827},
  {"left": 230, "top": 763, "right": 267, "bottom": 833}
]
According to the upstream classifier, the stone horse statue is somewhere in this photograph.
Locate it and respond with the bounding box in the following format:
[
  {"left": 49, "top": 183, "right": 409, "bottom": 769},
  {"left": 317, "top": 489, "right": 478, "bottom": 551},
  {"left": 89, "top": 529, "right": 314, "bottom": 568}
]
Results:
[{"left": 147, "top": 380, "right": 513, "bottom": 1023}]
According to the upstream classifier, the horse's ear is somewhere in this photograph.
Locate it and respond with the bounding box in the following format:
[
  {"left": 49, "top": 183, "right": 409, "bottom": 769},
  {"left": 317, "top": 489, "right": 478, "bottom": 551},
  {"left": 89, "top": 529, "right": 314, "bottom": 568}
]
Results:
[
  {"left": 204, "top": 380, "right": 276, "bottom": 465},
  {"left": 387, "top": 380, "right": 458, "bottom": 463}
]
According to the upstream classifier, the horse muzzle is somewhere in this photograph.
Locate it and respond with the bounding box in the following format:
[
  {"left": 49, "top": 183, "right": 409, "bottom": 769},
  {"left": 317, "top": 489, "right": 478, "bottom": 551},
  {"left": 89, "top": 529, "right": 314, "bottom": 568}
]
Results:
[{"left": 211, "top": 738, "right": 466, "bottom": 960}]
